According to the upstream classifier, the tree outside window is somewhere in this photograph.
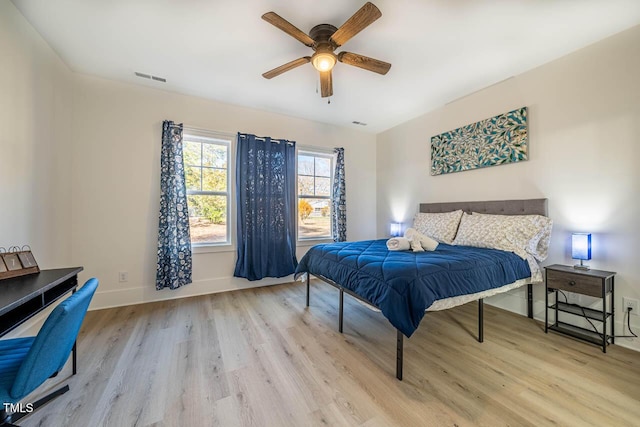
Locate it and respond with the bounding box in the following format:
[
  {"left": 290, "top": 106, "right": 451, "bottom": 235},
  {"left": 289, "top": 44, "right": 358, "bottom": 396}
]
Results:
[
  {"left": 297, "top": 151, "right": 334, "bottom": 239},
  {"left": 183, "top": 134, "right": 231, "bottom": 245}
]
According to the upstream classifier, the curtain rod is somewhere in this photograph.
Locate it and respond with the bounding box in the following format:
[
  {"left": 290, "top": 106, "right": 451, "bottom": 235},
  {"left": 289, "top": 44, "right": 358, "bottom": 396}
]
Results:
[
  {"left": 238, "top": 134, "right": 295, "bottom": 146},
  {"left": 182, "top": 128, "right": 293, "bottom": 145},
  {"left": 177, "top": 125, "right": 335, "bottom": 150}
]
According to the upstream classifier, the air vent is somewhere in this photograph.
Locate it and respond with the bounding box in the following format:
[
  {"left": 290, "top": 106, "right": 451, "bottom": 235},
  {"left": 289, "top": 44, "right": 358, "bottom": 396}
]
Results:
[
  {"left": 352, "top": 121, "right": 367, "bottom": 126},
  {"left": 134, "top": 72, "right": 167, "bottom": 83}
]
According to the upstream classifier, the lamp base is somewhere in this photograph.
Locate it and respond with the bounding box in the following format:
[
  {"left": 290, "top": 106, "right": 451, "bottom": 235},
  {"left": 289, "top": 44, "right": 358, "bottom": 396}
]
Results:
[{"left": 574, "top": 264, "right": 590, "bottom": 271}]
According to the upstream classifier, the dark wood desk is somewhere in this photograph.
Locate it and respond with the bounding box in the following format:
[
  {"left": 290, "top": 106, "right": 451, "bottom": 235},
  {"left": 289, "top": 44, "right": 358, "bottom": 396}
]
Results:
[
  {"left": 0, "top": 267, "right": 84, "bottom": 372},
  {"left": 0, "top": 267, "right": 84, "bottom": 336}
]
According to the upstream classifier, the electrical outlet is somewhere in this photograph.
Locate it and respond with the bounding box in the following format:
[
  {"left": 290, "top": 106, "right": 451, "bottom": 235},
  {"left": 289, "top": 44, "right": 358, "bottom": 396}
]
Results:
[
  {"left": 623, "top": 297, "right": 639, "bottom": 315},
  {"left": 118, "top": 271, "right": 129, "bottom": 283}
]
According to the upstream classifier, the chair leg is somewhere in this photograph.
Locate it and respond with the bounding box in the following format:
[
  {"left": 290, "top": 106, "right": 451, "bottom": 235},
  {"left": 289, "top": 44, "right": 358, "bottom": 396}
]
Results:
[
  {"left": 73, "top": 342, "right": 77, "bottom": 375},
  {"left": 0, "top": 410, "right": 18, "bottom": 427},
  {"left": 8, "top": 384, "right": 70, "bottom": 424}
]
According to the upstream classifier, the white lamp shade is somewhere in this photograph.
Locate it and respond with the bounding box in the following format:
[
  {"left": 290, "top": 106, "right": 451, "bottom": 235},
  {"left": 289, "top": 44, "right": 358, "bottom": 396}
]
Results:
[
  {"left": 390, "top": 222, "right": 402, "bottom": 237},
  {"left": 572, "top": 233, "right": 592, "bottom": 260}
]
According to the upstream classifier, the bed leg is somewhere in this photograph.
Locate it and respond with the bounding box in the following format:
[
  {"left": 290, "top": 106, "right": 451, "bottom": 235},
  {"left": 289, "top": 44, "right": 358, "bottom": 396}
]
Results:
[
  {"left": 396, "top": 330, "right": 403, "bottom": 381},
  {"left": 339, "top": 289, "right": 344, "bottom": 333},
  {"left": 478, "top": 299, "right": 484, "bottom": 343},
  {"left": 306, "top": 274, "right": 310, "bottom": 307},
  {"left": 527, "top": 283, "right": 533, "bottom": 319}
]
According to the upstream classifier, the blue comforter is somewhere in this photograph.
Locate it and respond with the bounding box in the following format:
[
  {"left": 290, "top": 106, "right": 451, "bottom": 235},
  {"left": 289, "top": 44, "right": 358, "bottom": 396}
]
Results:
[{"left": 295, "top": 239, "right": 531, "bottom": 337}]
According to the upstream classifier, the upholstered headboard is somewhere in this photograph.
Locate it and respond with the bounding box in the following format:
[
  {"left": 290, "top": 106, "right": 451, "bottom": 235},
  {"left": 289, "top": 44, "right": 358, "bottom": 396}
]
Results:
[{"left": 419, "top": 199, "right": 548, "bottom": 216}]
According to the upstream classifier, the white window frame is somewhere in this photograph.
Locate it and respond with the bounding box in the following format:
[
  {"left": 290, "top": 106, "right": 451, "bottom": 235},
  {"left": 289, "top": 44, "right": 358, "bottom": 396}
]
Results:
[
  {"left": 296, "top": 148, "right": 336, "bottom": 244},
  {"left": 183, "top": 128, "right": 235, "bottom": 252}
]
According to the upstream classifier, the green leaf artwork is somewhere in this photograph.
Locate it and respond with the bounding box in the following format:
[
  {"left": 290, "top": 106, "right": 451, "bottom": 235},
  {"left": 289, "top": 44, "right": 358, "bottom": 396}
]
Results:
[{"left": 430, "top": 107, "right": 528, "bottom": 176}]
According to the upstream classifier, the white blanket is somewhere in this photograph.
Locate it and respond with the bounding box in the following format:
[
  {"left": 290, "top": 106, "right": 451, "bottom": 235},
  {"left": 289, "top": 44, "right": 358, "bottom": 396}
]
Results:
[{"left": 386, "top": 237, "right": 411, "bottom": 251}]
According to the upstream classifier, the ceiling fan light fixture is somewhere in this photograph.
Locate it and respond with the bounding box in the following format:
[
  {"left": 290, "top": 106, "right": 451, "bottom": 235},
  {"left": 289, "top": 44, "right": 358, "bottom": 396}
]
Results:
[
  {"left": 312, "top": 52, "right": 336, "bottom": 72},
  {"left": 262, "top": 3, "right": 390, "bottom": 96}
]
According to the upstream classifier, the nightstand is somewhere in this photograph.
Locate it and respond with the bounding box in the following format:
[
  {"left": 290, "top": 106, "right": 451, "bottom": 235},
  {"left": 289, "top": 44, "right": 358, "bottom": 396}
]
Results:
[{"left": 544, "top": 264, "right": 616, "bottom": 353}]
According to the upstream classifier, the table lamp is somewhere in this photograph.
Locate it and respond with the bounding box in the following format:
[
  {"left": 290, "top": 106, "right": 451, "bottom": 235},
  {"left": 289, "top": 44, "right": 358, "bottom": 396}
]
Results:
[
  {"left": 390, "top": 222, "right": 402, "bottom": 237},
  {"left": 572, "top": 233, "right": 591, "bottom": 270}
]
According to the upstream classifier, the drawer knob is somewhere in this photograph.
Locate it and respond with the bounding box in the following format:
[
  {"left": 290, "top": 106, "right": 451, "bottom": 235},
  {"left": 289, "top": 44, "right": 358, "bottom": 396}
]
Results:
[{"left": 569, "top": 280, "right": 576, "bottom": 286}]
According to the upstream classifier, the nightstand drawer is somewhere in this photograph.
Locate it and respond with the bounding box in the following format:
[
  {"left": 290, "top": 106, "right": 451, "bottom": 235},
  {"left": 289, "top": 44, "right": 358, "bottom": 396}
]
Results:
[{"left": 546, "top": 270, "right": 603, "bottom": 297}]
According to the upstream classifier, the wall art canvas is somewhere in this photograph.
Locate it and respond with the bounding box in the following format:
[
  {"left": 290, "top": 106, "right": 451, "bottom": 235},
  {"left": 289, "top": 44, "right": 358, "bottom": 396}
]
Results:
[{"left": 430, "top": 107, "right": 528, "bottom": 176}]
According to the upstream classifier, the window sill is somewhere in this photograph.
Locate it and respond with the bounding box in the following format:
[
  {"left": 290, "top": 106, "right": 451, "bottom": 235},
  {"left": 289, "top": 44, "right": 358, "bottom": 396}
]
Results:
[
  {"left": 192, "top": 244, "right": 235, "bottom": 254},
  {"left": 298, "top": 238, "right": 334, "bottom": 247}
]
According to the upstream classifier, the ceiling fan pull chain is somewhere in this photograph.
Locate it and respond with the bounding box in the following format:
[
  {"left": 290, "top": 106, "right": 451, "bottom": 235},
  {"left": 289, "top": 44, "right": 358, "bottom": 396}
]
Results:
[{"left": 328, "top": 97, "right": 331, "bottom": 104}]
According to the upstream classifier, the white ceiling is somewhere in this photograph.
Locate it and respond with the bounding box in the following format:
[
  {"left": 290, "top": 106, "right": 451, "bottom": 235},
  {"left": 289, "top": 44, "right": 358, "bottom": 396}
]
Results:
[{"left": 12, "top": 0, "right": 640, "bottom": 133}]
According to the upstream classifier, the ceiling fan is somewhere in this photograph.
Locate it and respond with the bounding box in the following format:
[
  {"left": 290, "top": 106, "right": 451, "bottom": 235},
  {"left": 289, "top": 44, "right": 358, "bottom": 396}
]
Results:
[{"left": 261, "top": 2, "right": 391, "bottom": 98}]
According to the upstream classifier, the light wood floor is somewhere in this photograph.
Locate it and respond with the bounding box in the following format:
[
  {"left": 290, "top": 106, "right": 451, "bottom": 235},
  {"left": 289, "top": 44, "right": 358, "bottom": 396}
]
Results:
[{"left": 20, "top": 279, "right": 640, "bottom": 427}]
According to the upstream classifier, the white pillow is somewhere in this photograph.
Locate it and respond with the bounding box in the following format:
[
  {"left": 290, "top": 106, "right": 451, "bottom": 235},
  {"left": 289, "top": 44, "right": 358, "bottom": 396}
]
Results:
[
  {"left": 452, "top": 212, "right": 553, "bottom": 261},
  {"left": 412, "top": 210, "right": 463, "bottom": 244},
  {"left": 531, "top": 217, "right": 553, "bottom": 261}
]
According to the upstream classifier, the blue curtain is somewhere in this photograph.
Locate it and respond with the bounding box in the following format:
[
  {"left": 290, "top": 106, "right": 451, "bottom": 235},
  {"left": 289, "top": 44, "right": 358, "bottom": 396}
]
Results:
[
  {"left": 234, "top": 133, "right": 298, "bottom": 281},
  {"left": 156, "top": 121, "right": 192, "bottom": 290},
  {"left": 332, "top": 147, "right": 346, "bottom": 242}
]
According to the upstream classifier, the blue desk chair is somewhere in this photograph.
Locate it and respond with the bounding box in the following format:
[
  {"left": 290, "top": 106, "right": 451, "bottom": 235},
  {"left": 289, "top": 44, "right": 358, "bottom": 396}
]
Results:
[{"left": 0, "top": 278, "right": 98, "bottom": 426}]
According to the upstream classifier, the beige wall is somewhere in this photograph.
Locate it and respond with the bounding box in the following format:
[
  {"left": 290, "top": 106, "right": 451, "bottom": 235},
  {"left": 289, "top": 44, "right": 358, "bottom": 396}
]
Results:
[
  {"left": 71, "top": 75, "right": 377, "bottom": 309},
  {"left": 376, "top": 26, "right": 640, "bottom": 351},
  {"left": 0, "top": 1, "right": 73, "bottom": 268}
]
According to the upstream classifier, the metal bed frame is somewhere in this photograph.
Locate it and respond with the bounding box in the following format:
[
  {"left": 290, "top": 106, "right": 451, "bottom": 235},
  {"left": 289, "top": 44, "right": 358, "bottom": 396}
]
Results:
[{"left": 303, "top": 198, "right": 548, "bottom": 380}]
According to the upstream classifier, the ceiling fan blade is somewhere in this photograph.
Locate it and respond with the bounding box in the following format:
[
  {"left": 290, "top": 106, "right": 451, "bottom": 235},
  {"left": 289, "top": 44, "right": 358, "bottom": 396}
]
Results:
[
  {"left": 329, "top": 2, "right": 382, "bottom": 47},
  {"left": 262, "top": 12, "right": 315, "bottom": 47},
  {"left": 320, "top": 70, "right": 333, "bottom": 97},
  {"left": 338, "top": 51, "right": 391, "bottom": 75},
  {"left": 262, "top": 57, "right": 311, "bottom": 79}
]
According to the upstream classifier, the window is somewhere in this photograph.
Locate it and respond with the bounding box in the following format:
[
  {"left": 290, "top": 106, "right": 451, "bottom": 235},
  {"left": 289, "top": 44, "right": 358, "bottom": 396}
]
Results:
[
  {"left": 297, "top": 150, "right": 334, "bottom": 240},
  {"left": 183, "top": 132, "right": 232, "bottom": 245}
]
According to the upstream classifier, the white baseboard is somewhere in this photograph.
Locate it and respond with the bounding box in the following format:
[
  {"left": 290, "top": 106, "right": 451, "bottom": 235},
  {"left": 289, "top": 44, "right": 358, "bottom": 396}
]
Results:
[
  {"left": 93, "top": 277, "right": 639, "bottom": 353},
  {"left": 16, "top": 279, "right": 637, "bottom": 353},
  {"left": 614, "top": 336, "right": 640, "bottom": 352},
  {"left": 484, "top": 288, "right": 547, "bottom": 319},
  {"left": 485, "top": 290, "right": 640, "bottom": 353},
  {"left": 5, "top": 275, "right": 297, "bottom": 339},
  {"left": 90, "top": 274, "right": 295, "bottom": 310}
]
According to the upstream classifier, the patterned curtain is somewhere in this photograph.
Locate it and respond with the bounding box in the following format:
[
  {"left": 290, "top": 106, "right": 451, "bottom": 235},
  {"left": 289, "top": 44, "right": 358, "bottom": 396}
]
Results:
[
  {"left": 234, "top": 133, "right": 298, "bottom": 281},
  {"left": 156, "top": 121, "right": 192, "bottom": 290},
  {"left": 332, "top": 147, "right": 346, "bottom": 242}
]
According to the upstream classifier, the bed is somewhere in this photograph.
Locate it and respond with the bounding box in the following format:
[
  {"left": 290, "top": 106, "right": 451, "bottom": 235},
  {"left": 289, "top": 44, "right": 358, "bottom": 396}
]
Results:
[{"left": 295, "top": 198, "right": 549, "bottom": 380}]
